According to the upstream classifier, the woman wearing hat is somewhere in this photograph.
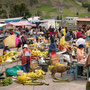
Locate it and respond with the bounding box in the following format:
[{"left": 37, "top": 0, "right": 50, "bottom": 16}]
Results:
[
  {"left": 21, "top": 44, "right": 32, "bottom": 73},
  {"left": 3, "top": 45, "right": 10, "bottom": 55}
]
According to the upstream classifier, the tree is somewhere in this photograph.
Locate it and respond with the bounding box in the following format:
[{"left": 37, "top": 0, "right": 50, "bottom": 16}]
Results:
[
  {"left": 9, "top": 3, "right": 31, "bottom": 18},
  {"left": 30, "top": 0, "right": 38, "bottom": 6},
  {"left": 88, "top": 5, "right": 90, "bottom": 12},
  {"left": 35, "top": 10, "right": 42, "bottom": 16},
  {"left": 0, "top": 4, "right": 7, "bottom": 18},
  {"left": 57, "top": 15, "right": 62, "bottom": 20}
]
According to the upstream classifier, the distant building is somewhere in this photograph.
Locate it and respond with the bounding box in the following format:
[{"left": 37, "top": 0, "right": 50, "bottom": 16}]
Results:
[
  {"left": 65, "top": 17, "right": 78, "bottom": 25},
  {"left": 76, "top": 18, "right": 90, "bottom": 28},
  {"left": 40, "top": 19, "right": 56, "bottom": 29}
]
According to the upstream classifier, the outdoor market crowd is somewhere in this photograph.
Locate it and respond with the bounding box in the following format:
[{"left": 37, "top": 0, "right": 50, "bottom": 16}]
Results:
[{"left": 2, "top": 24, "right": 90, "bottom": 73}]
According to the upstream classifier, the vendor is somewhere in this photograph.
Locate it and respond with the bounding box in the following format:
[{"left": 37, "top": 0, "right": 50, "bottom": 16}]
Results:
[
  {"left": 76, "top": 37, "right": 86, "bottom": 48},
  {"left": 3, "top": 45, "right": 10, "bottom": 55},
  {"left": 58, "top": 33, "right": 66, "bottom": 51},
  {"left": 59, "top": 33, "right": 65, "bottom": 45},
  {"left": 77, "top": 44, "right": 87, "bottom": 64},
  {"left": 49, "top": 39, "right": 57, "bottom": 54},
  {"left": 21, "top": 44, "right": 31, "bottom": 73},
  {"left": 36, "top": 38, "right": 40, "bottom": 48}
]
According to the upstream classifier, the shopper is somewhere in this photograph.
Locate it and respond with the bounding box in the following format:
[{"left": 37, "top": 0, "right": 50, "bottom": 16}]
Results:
[
  {"left": 21, "top": 44, "right": 31, "bottom": 73},
  {"left": 15, "top": 33, "right": 22, "bottom": 51},
  {"left": 21, "top": 32, "right": 27, "bottom": 47}
]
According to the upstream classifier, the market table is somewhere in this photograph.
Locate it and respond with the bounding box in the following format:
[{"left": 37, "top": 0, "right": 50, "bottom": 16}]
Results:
[{"left": 75, "top": 63, "right": 90, "bottom": 80}]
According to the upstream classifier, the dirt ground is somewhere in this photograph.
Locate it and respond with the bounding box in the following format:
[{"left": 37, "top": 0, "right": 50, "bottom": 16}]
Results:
[{"left": 0, "top": 48, "right": 88, "bottom": 90}]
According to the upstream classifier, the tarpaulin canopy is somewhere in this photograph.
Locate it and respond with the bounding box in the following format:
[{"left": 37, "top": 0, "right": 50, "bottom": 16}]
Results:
[
  {"left": 5, "top": 17, "right": 22, "bottom": 23},
  {"left": 7, "top": 21, "right": 36, "bottom": 27}
]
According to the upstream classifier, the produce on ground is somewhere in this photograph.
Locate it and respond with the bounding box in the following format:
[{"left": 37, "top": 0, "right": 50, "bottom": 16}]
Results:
[
  {"left": 0, "top": 77, "right": 13, "bottom": 86},
  {"left": 17, "top": 70, "right": 49, "bottom": 85},
  {"left": 0, "top": 51, "right": 21, "bottom": 64}
]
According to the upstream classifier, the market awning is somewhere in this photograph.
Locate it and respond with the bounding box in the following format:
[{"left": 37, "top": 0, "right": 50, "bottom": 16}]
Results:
[
  {"left": 7, "top": 21, "right": 36, "bottom": 27},
  {"left": 76, "top": 18, "right": 90, "bottom": 22},
  {"left": 5, "top": 17, "right": 22, "bottom": 23},
  {"left": 29, "top": 20, "right": 40, "bottom": 23}
]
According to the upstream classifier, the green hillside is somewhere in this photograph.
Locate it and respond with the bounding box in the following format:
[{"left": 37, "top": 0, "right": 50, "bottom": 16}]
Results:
[{"left": 0, "top": 0, "right": 89, "bottom": 19}]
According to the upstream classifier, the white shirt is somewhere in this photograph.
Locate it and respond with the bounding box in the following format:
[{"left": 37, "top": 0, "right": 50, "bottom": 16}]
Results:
[
  {"left": 76, "top": 38, "right": 86, "bottom": 46},
  {"left": 21, "top": 50, "right": 31, "bottom": 56}
]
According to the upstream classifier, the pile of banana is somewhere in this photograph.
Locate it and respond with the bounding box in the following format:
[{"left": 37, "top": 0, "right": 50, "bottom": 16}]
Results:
[
  {"left": 48, "top": 63, "right": 64, "bottom": 71},
  {"left": 17, "top": 70, "right": 49, "bottom": 85},
  {"left": 0, "top": 51, "right": 21, "bottom": 64},
  {"left": 31, "top": 49, "right": 48, "bottom": 58}
]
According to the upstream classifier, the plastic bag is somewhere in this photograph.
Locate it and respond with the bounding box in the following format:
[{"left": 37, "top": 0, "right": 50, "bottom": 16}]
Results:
[{"left": 38, "top": 57, "right": 45, "bottom": 64}]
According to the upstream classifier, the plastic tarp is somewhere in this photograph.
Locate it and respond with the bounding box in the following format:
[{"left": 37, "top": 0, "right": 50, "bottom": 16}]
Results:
[
  {"left": 7, "top": 21, "right": 36, "bottom": 27},
  {"left": 29, "top": 20, "right": 40, "bottom": 23},
  {"left": 5, "top": 65, "right": 22, "bottom": 76},
  {"left": 5, "top": 17, "right": 22, "bottom": 23}
]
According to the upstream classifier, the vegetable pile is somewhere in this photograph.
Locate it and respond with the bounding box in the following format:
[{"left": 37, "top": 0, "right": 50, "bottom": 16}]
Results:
[{"left": 0, "top": 77, "right": 13, "bottom": 86}]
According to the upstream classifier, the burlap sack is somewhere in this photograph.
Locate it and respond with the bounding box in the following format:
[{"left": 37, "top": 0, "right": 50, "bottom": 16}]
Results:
[{"left": 3, "top": 35, "right": 16, "bottom": 48}]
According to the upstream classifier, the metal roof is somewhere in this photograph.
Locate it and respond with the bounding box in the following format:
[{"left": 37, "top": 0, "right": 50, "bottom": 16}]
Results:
[{"left": 77, "top": 18, "right": 90, "bottom": 22}]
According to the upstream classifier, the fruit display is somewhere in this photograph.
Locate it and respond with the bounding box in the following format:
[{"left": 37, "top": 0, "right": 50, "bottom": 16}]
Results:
[
  {"left": 0, "top": 51, "right": 21, "bottom": 64},
  {"left": 31, "top": 49, "right": 48, "bottom": 58},
  {"left": 31, "top": 55, "right": 40, "bottom": 59},
  {"left": 48, "top": 63, "right": 64, "bottom": 71},
  {"left": 0, "top": 77, "right": 13, "bottom": 86},
  {"left": 17, "top": 70, "right": 49, "bottom": 85}
]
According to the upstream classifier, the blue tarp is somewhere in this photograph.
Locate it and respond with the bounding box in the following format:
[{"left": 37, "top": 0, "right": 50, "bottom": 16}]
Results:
[
  {"left": 5, "top": 17, "right": 22, "bottom": 23},
  {"left": 29, "top": 20, "right": 40, "bottom": 23},
  {"left": 5, "top": 19, "right": 21, "bottom": 23}
]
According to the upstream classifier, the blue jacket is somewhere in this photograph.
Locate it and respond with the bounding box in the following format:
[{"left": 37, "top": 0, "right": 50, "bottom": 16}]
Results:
[{"left": 49, "top": 42, "right": 57, "bottom": 52}]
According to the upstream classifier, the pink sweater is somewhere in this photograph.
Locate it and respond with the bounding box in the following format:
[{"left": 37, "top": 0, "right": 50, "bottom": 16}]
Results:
[{"left": 15, "top": 36, "right": 22, "bottom": 47}]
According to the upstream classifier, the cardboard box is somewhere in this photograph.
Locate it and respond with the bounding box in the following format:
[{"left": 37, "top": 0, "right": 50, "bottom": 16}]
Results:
[
  {"left": 30, "top": 62, "right": 38, "bottom": 69},
  {"left": 51, "top": 59, "right": 59, "bottom": 65}
]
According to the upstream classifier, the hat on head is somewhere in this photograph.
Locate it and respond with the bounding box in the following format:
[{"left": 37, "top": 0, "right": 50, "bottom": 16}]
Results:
[{"left": 24, "top": 44, "right": 28, "bottom": 48}]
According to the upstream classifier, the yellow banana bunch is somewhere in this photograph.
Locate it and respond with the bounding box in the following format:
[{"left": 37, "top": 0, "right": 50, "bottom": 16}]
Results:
[
  {"left": 31, "top": 49, "right": 48, "bottom": 58},
  {"left": 17, "top": 70, "right": 45, "bottom": 84},
  {"left": 35, "top": 70, "right": 45, "bottom": 75},
  {"left": 27, "top": 72, "right": 38, "bottom": 78}
]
